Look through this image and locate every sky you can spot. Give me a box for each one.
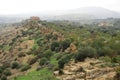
[0,0,120,15]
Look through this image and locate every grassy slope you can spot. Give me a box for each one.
[11,53,60,80]
[12,68,58,80]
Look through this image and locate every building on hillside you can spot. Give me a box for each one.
[30,16,40,21]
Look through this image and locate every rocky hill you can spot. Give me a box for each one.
[0,17,120,80]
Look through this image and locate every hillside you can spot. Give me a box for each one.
[0,17,120,80]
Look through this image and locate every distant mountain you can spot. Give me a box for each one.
[0,17,24,23]
[0,7,120,22]
[43,7,120,20]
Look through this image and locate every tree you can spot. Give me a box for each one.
[51,42,60,51]
[75,47,97,61]
[58,54,73,69]
[11,61,19,69]
[60,39,71,51]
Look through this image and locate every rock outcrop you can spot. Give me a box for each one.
[55,58,117,80]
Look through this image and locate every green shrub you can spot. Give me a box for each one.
[114,67,120,80]
[11,61,19,69]
[58,54,73,69]
[28,57,38,65]
[18,48,22,51]
[52,34,58,40]
[36,38,43,46]
[1,75,7,80]
[99,56,111,62]
[51,42,60,51]
[74,51,86,61]
[98,47,114,57]
[44,49,53,59]
[51,40,71,52]
[110,56,120,64]
[21,65,31,72]
[39,57,48,65]
[111,57,117,63]
[0,45,3,49]
[0,66,5,73]
[75,47,97,61]
[3,69,11,76]
[37,52,44,58]
[0,68,3,74]
[56,54,63,60]
[46,33,53,41]
[18,52,25,57]
[2,62,11,68]
[60,39,71,51]
[91,39,104,49]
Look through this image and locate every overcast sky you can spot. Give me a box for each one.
[0,0,120,15]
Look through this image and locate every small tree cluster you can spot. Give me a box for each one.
[58,54,73,69]
[75,47,97,61]
[51,39,71,52]
[11,61,19,69]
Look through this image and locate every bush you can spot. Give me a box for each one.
[46,33,53,41]
[99,56,111,62]
[0,45,3,49]
[91,39,104,49]
[2,62,11,68]
[111,57,117,63]
[27,57,38,65]
[36,38,43,46]
[37,52,44,58]
[51,42,60,51]
[75,47,97,61]
[21,65,31,72]
[58,54,73,69]
[0,68,3,74]
[0,66,5,73]
[98,47,113,57]
[39,57,48,65]
[74,51,86,61]
[1,75,7,80]
[18,52,25,57]
[11,61,19,69]
[44,49,53,59]
[60,39,71,51]
[3,69,11,76]
[111,56,120,63]
[114,67,120,80]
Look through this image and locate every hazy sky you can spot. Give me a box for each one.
[0,0,120,15]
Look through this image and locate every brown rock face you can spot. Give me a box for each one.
[65,43,77,53]
[55,59,117,80]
